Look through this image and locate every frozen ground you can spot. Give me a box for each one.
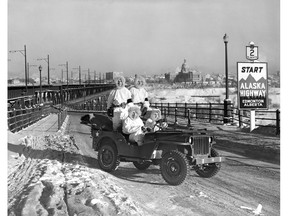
[8,124,147,216]
[146,85,280,109]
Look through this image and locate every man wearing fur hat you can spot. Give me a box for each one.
[129,76,150,115]
[122,105,146,146]
[107,76,133,131]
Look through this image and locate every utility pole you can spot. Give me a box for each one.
[39,65,42,104]
[24,45,27,91]
[27,62,30,82]
[88,68,90,84]
[79,66,81,85]
[66,61,69,87]
[9,45,28,92]
[47,55,50,85]
[61,69,63,84]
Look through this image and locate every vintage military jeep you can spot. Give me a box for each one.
[88,113,224,186]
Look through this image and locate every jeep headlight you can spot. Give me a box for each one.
[189,136,193,144]
[209,137,213,143]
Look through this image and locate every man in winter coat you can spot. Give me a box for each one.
[129,76,150,115]
[122,106,146,146]
[107,76,133,131]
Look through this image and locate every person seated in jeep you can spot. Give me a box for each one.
[107,76,133,131]
[145,109,168,132]
[122,105,147,146]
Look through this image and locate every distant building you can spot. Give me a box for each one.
[174,59,202,83]
[174,69,202,83]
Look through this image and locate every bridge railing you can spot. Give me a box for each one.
[7,92,280,135]
[152,102,280,135]
[7,102,53,133]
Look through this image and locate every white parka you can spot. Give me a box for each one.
[107,76,132,109]
[130,76,149,104]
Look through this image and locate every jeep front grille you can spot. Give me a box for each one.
[193,137,210,155]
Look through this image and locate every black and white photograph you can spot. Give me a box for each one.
[5,0,285,215]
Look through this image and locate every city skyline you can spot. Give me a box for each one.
[7,0,280,80]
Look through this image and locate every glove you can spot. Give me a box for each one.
[143,101,150,108]
[120,102,126,108]
[141,126,147,132]
[161,122,168,128]
[107,107,114,117]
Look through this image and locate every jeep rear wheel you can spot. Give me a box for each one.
[98,140,119,172]
[195,148,221,178]
[133,161,151,170]
[160,150,188,186]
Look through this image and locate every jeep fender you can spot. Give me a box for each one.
[157,142,192,156]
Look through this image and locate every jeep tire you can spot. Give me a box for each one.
[160,150,188,186]
[98,140,120,172]
[195,148,221,178]
[133,161,151,170]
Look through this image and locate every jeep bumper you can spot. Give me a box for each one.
[195,156,224,165]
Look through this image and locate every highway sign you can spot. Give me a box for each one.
[237,62,268,109]
[246,45,258,61]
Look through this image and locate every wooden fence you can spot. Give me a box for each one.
[7,103,53,133]
[150,102,280,135]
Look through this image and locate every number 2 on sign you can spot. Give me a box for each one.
[250,48,255,57]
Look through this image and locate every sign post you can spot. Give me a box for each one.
[237,42,268,132]
[246,41,258,131]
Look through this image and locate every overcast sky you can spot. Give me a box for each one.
[7,0,280,79]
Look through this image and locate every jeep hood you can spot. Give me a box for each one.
[144,129,209,144]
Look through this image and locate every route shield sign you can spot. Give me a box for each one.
[237,62,268,109]
[246,45,258,61]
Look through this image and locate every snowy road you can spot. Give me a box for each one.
[66,113,280,216]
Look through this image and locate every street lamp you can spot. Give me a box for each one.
[39,65,42,104]
[37,55,50,85]
[223,33,229,99]
[223,33,230,124]
[9,45,28,92]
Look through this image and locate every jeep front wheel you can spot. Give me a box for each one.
[160,150,188,186]
[98,141,119,172]
[195,148,221,178]
[133,161,151,170]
